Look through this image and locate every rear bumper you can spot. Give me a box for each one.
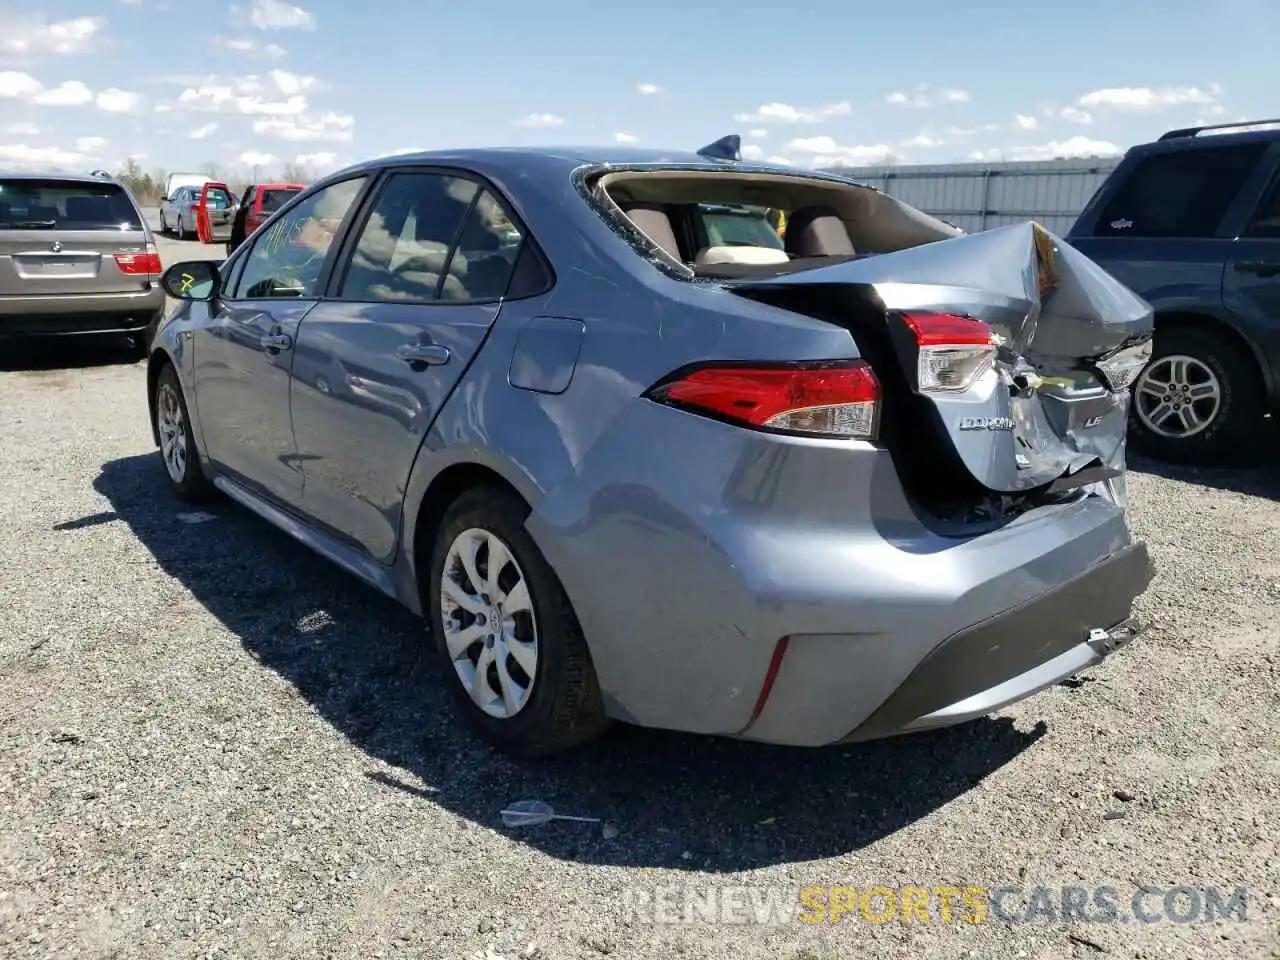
[836,540,1153,742]
[0,287,165,337]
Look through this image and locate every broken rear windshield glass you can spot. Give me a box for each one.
[0,179,143,230]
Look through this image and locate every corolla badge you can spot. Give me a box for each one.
[50,240,63,253]
[958,416,1016,432]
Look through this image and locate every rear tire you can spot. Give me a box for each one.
[426,486,610,757]
[1129,326,1266,466]
[152,362,214,502]
[158,210,168,236]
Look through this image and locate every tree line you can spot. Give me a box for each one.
[113,157,315,205]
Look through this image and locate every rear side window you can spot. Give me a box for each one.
[260,188,299,213]
[204,187,232,209]
[1246,167,1280,238]
[0,178,143,230]
[1093,144,1267,238]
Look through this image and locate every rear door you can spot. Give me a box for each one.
[1223,150,1280,384]
[0,176,157,298]
[288,168,525,562]
[191,175,370,509]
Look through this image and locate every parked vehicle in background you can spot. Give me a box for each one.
[160,185,204,239]
[192,182,236,244]
[0,170,163,357]
[148,138,1154,757]
[1068,118,1280,465]
[162,172,213,204]
[226,182,306,255]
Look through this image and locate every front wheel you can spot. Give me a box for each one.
[426,487,609,757]
[1129,326,1265,466]
[152,363,214,502]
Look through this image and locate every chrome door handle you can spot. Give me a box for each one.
[395,343,450,366]
[260,332,292,350]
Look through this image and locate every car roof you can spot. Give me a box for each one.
[255,182,306,189]
[0,170,124,183]
[323,145,856,186]
[1137,119,1280,153]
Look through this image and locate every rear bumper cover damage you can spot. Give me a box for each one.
[840,540,1154,743]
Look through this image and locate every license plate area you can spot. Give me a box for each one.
[14,254,100,279]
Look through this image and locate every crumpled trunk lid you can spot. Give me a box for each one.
[727,222,1154,501]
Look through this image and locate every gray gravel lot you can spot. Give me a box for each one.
[1,235,1278,959]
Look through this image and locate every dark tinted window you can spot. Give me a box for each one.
[0,178,144,231]
[1246,166,1280,238]
[442,188,523,301]
[234,176,366,299]
[339,172,478,302]
[1094,144,1267,238]
[260,188,300,213]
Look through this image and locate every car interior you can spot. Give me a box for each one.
[593,170,961,279]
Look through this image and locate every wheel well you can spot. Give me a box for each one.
[411,462,529,583]
[1154,310,1270,395]
[146,350,172,446]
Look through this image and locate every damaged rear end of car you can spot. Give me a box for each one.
[552,159,1156,746]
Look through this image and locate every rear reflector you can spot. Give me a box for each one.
[901,312,997,394]
[645,360,879,439]
[114,243,162,277]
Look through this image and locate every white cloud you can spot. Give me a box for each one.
[295,150,337,168]
[637,83,661,95]
[887,85,970,110]
[247,0,315,31]
[0,15,104,61]
[0,71,42,98]
[75,135,107,154]
[0,143,86,167]
[1059,106,1092,124]
[613,131,638,144]
[784,135,896,166]
[190,122,219,139]
[3,121,40,135]
[171,73,314,116]
[747,128,767,139]
[1006,136,1121,161]
[215,36,287,58]
[96,88,141,113]
[253,111,354,142]
[766,156,794,166]
[515,112,564,128]
[238,150,277,167]
[33,80,93,107]
[1013,114,1039,131]
[734,101,851,124]
[902,134,943,148]
[740,144,764,161]
[270,69,320,96]
[1077,83,1222,113]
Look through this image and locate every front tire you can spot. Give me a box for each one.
[152,362,214,502]
[427,487,609,757]
[1129,326,1266,466]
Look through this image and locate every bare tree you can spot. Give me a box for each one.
[279,161,312,184]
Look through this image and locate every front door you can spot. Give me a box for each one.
[1223,159,1280,380]
[192,175,369,508]
[290,170,526,562]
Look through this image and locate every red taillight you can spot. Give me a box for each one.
[114,243,161,276]
[900,311,997,393]
[645,360,879,439]
[190,203,200,214]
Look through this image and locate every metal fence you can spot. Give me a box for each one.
[830,157,1122,235]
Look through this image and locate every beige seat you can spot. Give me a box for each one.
[785,205,856,257]
[694,245,790,267]
[619,201,683,260]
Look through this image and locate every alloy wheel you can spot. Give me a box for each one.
[440,527,538,719]
[1134,354,1222,440]
[156,382,188,482]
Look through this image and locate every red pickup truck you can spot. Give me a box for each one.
[225,181,306,255]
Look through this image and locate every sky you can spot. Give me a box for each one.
[0,0,1276,179]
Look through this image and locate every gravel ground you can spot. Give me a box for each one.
[1,266,1277,958]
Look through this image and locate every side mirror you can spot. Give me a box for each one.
[161,260,220,301]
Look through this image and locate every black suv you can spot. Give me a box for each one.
[1068,119,1280,465]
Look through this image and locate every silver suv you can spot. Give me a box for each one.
[0,171,165,357]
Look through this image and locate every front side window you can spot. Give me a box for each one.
[1094,144,1267,238]
[1245,167,1280,238]
[234,176,366,299]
